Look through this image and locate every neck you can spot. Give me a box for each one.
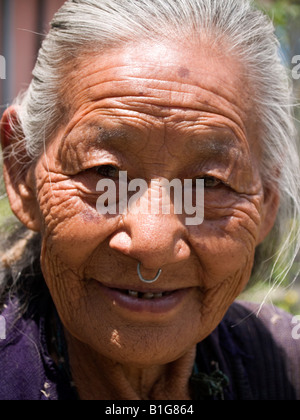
[65,332,196,400]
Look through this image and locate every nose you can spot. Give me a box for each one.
[109,212,190,270]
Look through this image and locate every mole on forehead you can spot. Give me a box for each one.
[177,66,191,78]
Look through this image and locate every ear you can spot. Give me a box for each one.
[1,106,41,232]
[257,184,280,245]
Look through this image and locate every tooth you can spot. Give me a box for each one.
[142,292,155,299]
[128,290,138,297]
[153,293,163,298]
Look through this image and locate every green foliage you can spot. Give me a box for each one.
[0,198,13,227]
[240,281,300,314]
[255,0,300,26]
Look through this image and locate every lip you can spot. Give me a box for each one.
[95,281,192,315]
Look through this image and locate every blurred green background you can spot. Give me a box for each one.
[0,0,299,313]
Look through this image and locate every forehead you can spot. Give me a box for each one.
[60,39,258,155]
[66,40,251,108]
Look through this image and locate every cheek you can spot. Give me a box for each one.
[193,227,256,285]
[37,178,122,269]
[190,200,261,287]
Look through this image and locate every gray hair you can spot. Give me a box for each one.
[3,0,300,294]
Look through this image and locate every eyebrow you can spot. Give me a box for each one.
[95,126,130,144]
[187,135,240,159]
[95,126,237,146]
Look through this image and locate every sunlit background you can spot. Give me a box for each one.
[0,0,299,313]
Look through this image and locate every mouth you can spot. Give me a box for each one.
[114,288,174,300]
[94,281,191,315]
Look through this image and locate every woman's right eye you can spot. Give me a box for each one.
[95,165,119,178]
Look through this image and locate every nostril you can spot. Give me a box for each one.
[175,239,191,261]
[109,230,132,255]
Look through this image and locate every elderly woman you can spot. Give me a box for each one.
[0,0,300,401]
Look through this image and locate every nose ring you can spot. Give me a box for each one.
[137,262,162,284]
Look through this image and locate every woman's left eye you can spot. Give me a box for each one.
[95,165,119,178]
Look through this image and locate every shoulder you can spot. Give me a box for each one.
[0,300,47,400]
[225,300,300,356]
[0,298,76,400]
[223,301,300,399]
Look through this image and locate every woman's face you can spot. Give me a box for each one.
[12,41,277,366]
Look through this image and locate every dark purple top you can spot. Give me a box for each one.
[0,294,299,400]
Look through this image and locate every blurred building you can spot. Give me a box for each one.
[0,0,64,115]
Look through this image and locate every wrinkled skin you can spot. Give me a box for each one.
[1,40,279,399]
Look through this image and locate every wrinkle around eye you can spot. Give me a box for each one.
[70,164,121,191]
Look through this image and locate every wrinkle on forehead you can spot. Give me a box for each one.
[54,40,261,176]
[64,39,253,112]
